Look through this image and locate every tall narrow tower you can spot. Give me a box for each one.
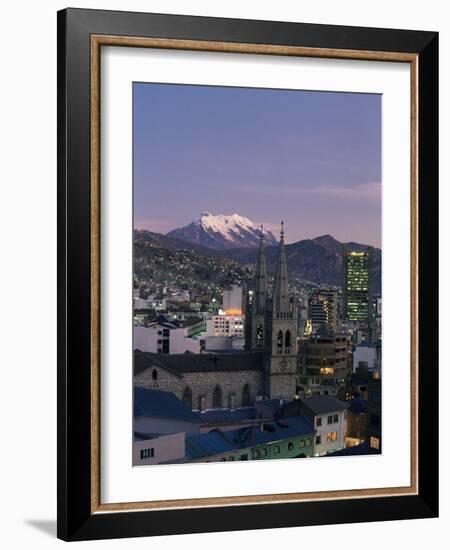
[268,222,298,399]
[248,226,267,349]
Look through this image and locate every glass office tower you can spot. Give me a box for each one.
[342,247,374,323]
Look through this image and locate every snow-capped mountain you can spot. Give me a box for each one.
[166,212,278,250]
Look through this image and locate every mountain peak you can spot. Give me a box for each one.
[313,234,339,244]
[167,213,277,250]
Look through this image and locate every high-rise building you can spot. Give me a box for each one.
[342,247,374,323]
[309,288,338,333]
[298,334,351,395]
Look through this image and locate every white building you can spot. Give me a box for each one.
[133,387,201,465]
[222,284,243,313]
[376,297,382,317]
[206,312,245,338]
[299,396,349,456]
[134,315,204,354]
[353,343,382,377]
[147,296,167,311]
[134,297,149,310]
[134,432,186,466]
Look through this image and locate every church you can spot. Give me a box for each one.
[134,223,299,410]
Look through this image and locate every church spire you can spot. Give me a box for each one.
[254,225,267,314]
[273,221,290,314]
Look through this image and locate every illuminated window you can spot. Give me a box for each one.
[326,432,338,442]
[370,436,380,450]
[320,367,334,375]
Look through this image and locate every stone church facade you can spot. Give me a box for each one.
[134,224,299,411]
[134,350,265,411]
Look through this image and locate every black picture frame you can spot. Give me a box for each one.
[57,7,438,541]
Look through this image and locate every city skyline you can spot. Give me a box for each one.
[134,82,382,247]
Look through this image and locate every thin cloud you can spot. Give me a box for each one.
[308,181,381,202]
[235,181,381,203]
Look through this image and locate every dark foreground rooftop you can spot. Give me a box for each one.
[134,387,200,423]
[186,416,314,460]
[327,440,381,456]
[300,395,350,415]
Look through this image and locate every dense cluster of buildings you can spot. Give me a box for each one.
[133,225,382,465]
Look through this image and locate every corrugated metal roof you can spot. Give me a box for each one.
[186,429,236,458]
[186,416,314,459]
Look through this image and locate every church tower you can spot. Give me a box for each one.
[248,226,267,350]
[268,222,298,399]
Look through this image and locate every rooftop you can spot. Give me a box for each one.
[327,441,381,456]
[134,349,265,376]
[186,415,314,460]
[134,387,201,423]
[300,395,350,415]
[348,398,368,414]
[198,407,257,424]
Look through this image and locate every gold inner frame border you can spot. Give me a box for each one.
[90,35,419,514]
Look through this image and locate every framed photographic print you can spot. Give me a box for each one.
[57,8,439,541]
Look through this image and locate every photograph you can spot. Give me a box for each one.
[132,82,382,466]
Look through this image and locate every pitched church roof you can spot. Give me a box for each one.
[134,350,265,376]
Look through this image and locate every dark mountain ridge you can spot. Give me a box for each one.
[134,230,381,291]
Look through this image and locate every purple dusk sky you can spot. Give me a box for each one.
[133,83,381,247]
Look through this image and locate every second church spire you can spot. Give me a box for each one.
[272,221,290,315]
